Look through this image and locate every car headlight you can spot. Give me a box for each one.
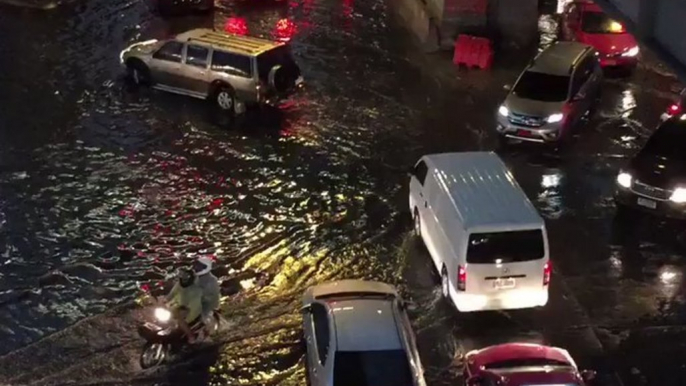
[622,46,639,57]
[498,105,509,117]
[670,188,686,203]
[546,113,564,123]
[616,172,632,188]
[154,307,172,323]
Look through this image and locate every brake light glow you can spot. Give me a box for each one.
[669,104,681,115]
[609,21,625,33]
[225,17,248,36]
[457,265,466,291]
[274,18,297,42]
[543,261,551,285]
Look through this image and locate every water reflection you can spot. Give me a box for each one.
[620,89,637,118]
[537,170,564,219]
[658,265,680,298]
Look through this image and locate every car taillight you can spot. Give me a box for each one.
[668,104,681,115]
[457,265,466,291]
[543,261,551,286]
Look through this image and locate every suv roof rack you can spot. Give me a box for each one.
[186,30,281,55]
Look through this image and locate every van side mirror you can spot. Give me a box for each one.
[300,304,312,314]
[581,370,596,382]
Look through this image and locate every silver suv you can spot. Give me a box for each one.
[496,41,602,145]
[120,29,304,114]
[301,280,427,386]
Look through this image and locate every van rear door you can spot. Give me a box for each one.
[464,229,547,294]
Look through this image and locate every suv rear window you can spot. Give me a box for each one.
[333,350,413,386]
[581,12,625,34]
[467,230,545,264]
[257,45,297,81]
[513,71,570,102]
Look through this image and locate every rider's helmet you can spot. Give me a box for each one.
[193,256,213,276]
[178,267,196,288]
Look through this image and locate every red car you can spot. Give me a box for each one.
[463,343,596,386]
[561,1,639,69]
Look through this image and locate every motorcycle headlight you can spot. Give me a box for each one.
[670,188,686,203]
[498,105,509,117]
[546,113,564,123]
[616,172,632,188]
[622,46,640,57]
[154,307,172,323]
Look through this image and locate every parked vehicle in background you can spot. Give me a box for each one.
[463,343,596,386]
[120,29,304,115]
[301,280,427,386]
[496,41,602,146]
[660,88,686,122]
[615,116,686,219]
[561,1,639,70]
[154,0,214,16]
[408,152,550,313]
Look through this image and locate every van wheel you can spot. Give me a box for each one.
[441,267,450,299]
[413,209,421,237]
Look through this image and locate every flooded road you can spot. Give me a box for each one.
[1,0,686,385]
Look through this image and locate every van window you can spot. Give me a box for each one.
[413,161,429,185]
[467,230,544,264]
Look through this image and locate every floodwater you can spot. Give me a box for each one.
[0,0,685,385]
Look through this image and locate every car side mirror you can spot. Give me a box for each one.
[300,305,312,314]
[581,370,596,382]
[466,376,484,386]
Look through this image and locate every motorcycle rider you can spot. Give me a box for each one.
[165,267,203,343]
[193,257,221,335]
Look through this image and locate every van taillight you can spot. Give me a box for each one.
[543,261,551,286]
[457,265,466,291]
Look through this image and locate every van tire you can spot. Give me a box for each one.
[413,209,421,237]
[441,267,450,299]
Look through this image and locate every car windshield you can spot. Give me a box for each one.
[257,45,297,81]
[485,358,571,370]
[467,230,545,264]
[513,71,570,102]
[642,121,686,159]
[333,350,414,386]
[581,12,625,34]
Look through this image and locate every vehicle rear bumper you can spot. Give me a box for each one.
[449,286,549,312]
[599,56,637,68]
[615,188,686,219]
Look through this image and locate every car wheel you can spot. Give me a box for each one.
[214,86,236,113]
[441,267,450,299]
[127,60,150,86]
[140,342,166,369]
[413,209,421,237]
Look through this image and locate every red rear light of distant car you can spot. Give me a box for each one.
[543,261,551,286]
[457,265,466,291]
[669,104,681,115]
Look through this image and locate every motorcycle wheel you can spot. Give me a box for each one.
[140,342,167,369]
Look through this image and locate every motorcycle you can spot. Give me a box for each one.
[138,303,221,369]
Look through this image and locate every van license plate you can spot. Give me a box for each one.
[637,197,657,209]
[493,278,516,289]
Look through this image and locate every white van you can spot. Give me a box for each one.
[408,152,550,312]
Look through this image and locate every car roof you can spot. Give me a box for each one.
[421,152,544,231]
[469,343,573,369]
[330,298,403,352]
[528,41,592,76]
[174,28,283,56]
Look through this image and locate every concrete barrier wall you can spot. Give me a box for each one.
[654,1,686,65]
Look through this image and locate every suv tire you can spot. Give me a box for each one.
[269,64,299,94]
[127,60,150,86]
[213,85,236,114]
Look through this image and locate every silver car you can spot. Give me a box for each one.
[496,41,602,145]
[120,28,304,114]
[301,280,427,386]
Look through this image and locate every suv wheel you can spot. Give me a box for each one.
[214,86,236,113]
[127,61,150,86]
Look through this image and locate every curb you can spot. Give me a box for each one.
[0,0,59,10]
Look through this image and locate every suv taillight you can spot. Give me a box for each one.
[543,261,551,286]
[457,265,466,291]
[668,104,681,116]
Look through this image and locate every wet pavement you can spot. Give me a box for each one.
[1,0,686,385]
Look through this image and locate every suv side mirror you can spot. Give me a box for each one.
[300,304,312,314]
[581,370,596,382]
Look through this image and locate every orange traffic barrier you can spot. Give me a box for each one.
[452,34,493,70]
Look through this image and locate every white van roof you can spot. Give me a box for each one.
[423,152,543,231]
